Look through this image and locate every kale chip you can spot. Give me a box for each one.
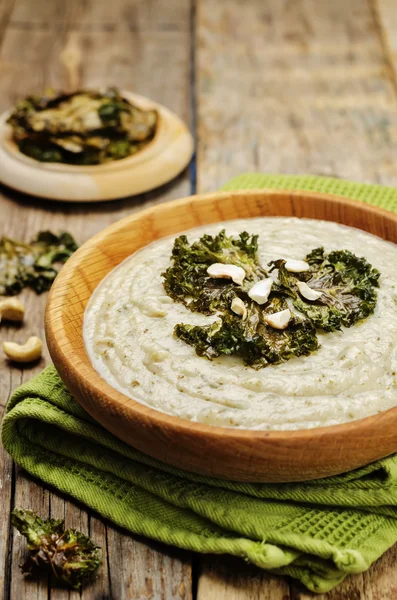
[0,230,78,295]
[163,230,267,315]
[12,509,101,589]
[176,297,318,370]
[274,248,380,331]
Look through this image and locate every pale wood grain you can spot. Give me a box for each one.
[196,0,397,193]
[0,0,14,45]
[372,0,397,98]
[0,0,194,599]
[6,294,51,600]
[197,556,290,600]
[0,0,192,115]
[0,369,18,600]
[105,529,193,600]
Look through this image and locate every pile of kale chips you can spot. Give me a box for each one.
[7,88,158,165]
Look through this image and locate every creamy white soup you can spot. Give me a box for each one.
[84,217,397,431]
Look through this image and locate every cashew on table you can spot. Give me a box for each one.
[3,336,43,363]
[0,298,25,323]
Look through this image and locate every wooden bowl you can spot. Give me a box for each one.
[0,92,193,202]
[46,189,397,482]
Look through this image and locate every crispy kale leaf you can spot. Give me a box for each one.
[176,297,318,369]
[163,230,267,315]
[7,88,158,165]
[164,233,380,368]
[274,248,380,331]
[0,230,78,295]
[11,509,101,590]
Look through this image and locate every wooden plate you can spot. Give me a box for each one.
[45,189,397,482]
[0,92,193,202]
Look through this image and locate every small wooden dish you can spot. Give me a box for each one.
[46,189,397,482]
[0,92,193,202]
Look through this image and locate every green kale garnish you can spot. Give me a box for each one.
[275,248,380,331]
[11,508,101,590]
[163,232,380,368]
[176,297,318,369]
[0,231,78,295]
[163,230,267,315]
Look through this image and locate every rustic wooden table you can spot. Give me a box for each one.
[2,0,397,598]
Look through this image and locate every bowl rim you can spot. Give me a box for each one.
[45,188,397,447]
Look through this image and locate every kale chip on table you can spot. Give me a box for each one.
[12,508,101,589]
[0,230,78,295]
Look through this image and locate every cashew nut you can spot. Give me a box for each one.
[284,259,310,273]
[3,336,43,363]
[0,298,25,323]
[207,263,246,285]
[264,309,291,330]
[297,281,323,301]
[231,297,247,319]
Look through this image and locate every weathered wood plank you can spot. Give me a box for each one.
[0,371,17,600]
[0,0,15,44]
[372,0,397,98]
[0,9,21,600]
[9,470,51,600]
[196,0,397,193]
[0,2,192,115]
[197,557,290,600]
[0,0,193,598]
[106,529,193,600]
[6,295,51,600]
[9,0,190,32]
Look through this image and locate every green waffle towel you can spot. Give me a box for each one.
[4,174,397,594]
